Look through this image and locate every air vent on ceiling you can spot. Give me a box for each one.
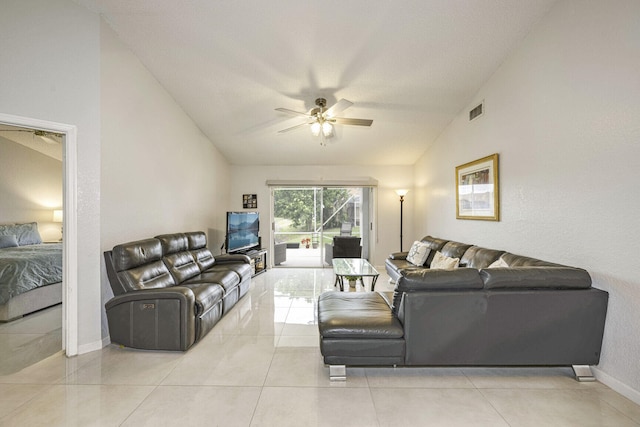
[469,101,484,121]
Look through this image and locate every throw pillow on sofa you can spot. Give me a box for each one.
[406,241,430,266]
[488,256,509,268]
[430,251,459,270]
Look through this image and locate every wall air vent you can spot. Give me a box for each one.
[469,101,484,121]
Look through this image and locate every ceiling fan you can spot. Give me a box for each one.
[275,98,373,145]
[0,128,62,144]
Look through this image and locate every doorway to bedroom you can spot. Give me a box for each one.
[0,118,72,373]
[0,113,78,372]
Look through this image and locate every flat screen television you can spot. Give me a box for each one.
[226,211,260,253]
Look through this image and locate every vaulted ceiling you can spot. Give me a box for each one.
[83,0,557,165]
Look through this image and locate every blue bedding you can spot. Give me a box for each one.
[0,243,62,305]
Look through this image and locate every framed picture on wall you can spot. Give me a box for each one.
[455,153,500,221]
[243,194,257,209]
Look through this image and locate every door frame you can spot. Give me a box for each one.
[269,184,376,268]
[0,113,78,356]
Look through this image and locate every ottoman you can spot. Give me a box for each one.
[317,292,405,380]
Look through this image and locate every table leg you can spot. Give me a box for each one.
[371,275,379,291]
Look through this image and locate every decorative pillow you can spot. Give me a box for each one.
[406,241,430,266]
[0,235,19,249]
[430,251,460,270]
[488,256,510,268]
[0,222,43,246]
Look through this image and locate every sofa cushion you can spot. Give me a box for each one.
[438,241,472,262]
[117,260,176,291]
[112,238,164,271]
[392,268,484,314]
[479,267,592,290]
[163,251,201,283]
[430,251,460,270]
[181,283,224,315]
[419,236,449,266]
[185,231,208,250]
[406,241,430,266]
[488,256,509,268]
[208,263,252,283]
[501,253,562,267]
[318,292,404,339]
[187,270,240,292]
[155,233,188,255]
[191,248,216,271]
[461,246,505,269]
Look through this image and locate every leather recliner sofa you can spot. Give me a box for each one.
[104,231,251,351]
[318,236,609,381]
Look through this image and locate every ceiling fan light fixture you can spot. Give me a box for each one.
[322,122,333,137]
[310,122,321,136]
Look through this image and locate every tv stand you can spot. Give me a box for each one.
[242,248,267,277]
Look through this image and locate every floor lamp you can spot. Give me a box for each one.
[395,189,409,252]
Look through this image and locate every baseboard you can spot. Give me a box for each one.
[593,367,640,405]
[77,337,109,355]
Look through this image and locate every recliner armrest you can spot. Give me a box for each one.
[105,286,197,351]
[215,253,251,264]
[389,251,408,260]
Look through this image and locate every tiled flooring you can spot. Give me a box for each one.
[0,304,62,376]
[1,268,639,426]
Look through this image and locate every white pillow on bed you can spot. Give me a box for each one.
[0,222,42,246]
[0,234,19,249]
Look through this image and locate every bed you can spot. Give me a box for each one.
[0,222,62,321]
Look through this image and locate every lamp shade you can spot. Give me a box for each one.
[53,209,63,223]
[395,189,409,197]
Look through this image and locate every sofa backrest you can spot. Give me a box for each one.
[501,252,563,267]
[438,241,473,264]
[156,233,202,283]
[185,231,207,250]
[479,266,592,290]
[156,233,189,255]
[419,236,448,266]
[460,246,505,269]
[108,238,176,294]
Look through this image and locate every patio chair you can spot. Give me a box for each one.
[340,222,353,236]
[325,236,362,265]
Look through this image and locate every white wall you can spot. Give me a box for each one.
[100,22,232,337]
[414,0,640,401]
[0,138,63,242]
[0,0,102,350]
[230,165,414,268]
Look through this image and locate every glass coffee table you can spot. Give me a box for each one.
[332,258,380,291]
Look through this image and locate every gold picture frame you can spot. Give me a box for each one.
[456,153,500,221]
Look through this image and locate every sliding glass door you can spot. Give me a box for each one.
[272,186,372,267]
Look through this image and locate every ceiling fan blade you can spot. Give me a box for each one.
[277,121,313,134]
[324,99,353,117]
[331,117,373,127]
[275,107,310,118]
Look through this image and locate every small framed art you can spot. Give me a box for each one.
[243,194,257,209]
[455,153,499,221]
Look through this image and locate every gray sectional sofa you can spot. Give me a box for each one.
[104,231,251,351]
[318,236,609,381]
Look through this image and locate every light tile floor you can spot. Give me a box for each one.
[0,268,639,426]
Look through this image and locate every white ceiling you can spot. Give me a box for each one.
[85,0,558,166]
[0,124,63,161]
